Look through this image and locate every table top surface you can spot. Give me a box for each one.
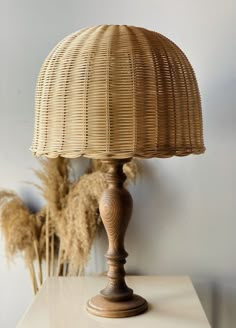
[17,275,211,328]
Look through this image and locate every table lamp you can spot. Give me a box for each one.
[31,25,205,318]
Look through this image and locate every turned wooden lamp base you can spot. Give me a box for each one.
[87,294,148,318]
[86,158,148,318]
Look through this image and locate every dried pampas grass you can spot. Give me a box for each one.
[33,158,70,217]
[0,158,140,293]
[57,171,107,275]
[0,190,36,263]
[0,190,39,293]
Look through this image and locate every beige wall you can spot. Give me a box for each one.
[0,1,235,327]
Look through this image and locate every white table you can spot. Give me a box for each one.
[17,276,211,328]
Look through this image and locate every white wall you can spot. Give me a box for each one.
[1,0,235,327]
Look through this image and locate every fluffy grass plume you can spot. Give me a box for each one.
[56,171,107,275]
[33,158,70,217]
[0,190,36,264]
[0,158,140,281]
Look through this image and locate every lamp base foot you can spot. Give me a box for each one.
[87,294,148,318]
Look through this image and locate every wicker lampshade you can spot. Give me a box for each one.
[31,25,205,159]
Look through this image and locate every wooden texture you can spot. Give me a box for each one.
[99,159,133,301]
[87,159,147,317]
[17,276,211,328]
[31,25,205,159]
[87,294,147,318]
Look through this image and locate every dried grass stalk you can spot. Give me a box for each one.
[46,207,50,276]
[0,190,36,264]
[28,262,38,295]
[33,158,70,217]
[33,240,42,286]
[0,157,140,292]
[50,232,54,276]
[56,241,62,276]
[0,190,40,293]
[54,171,107,275]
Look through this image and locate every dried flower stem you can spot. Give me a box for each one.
[63,263,69,276]
[28,262,38,295]
[46,208,50,277]
[33,240,42,286]
[0,158,140,292]
[50,233,54,276]
[56,243,63,276]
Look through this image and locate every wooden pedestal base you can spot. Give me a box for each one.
[87,294,148,318]
[87,159,148,318]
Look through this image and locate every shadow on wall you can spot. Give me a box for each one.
[195,277,236,328]
[126,160,236,328]
[127,158,183,274]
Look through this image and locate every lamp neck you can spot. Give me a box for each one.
[102,158,131,188]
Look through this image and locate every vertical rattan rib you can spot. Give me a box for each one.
[31,25,205,159]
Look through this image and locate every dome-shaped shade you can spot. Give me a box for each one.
[31,25,205,159]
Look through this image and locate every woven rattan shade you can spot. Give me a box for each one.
[31,25,205,159]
